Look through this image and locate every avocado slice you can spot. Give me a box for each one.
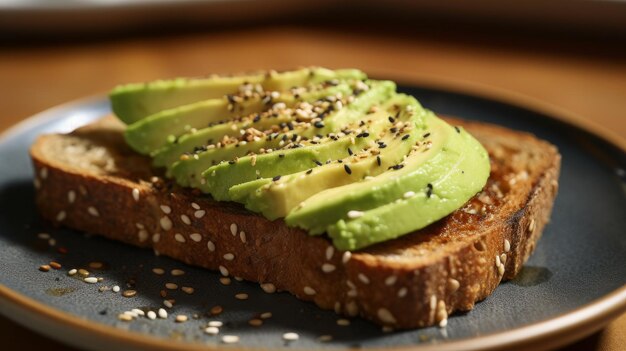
[168,80,395,191]
[111,67,366,124]
[285,114,490,250]
[199,83,402,200]
[150,82,358,167]
[228,98,426,220]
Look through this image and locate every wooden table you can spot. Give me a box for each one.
[0,22,624,350]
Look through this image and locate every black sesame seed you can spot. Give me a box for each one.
[348,148,353,156]
[291,134,298,142]
[253,114,261,123]
[306,169,313,175]
[314,121,325,128]
[389,164,404,170]
[376,156,381,166]
[279,154,285,158]
[402,134,410,140]
[390,127,398,133]
[272,175,281,181]
[388,116,395,123]
[228,160,236,165]
[454,126,461,133]
[337,160,343,163]
[423,132,431,138]
[426,183,433,198]
[314,160,323,166]
[226,95,236,104]
[344,164,352,175]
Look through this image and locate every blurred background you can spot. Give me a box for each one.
[0,0,624,349]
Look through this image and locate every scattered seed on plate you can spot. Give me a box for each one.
[318,335,333,342]
[163,300,173,308]
[84,277,98,284]
[118,313,133,322]
[182,286,195,294]
[175,315,188,323]
[152,267,165,275]
[210,305,223,315]
[165,283,178,290]
[158,308,168,319]
[248,319,263,327]
[147,311,157,320]
[49,261,61,270]
[221,335,239,344]
[122,289,137,297]
[78,269,90,277]
[260,312,272,319]
[68,269,77,276]
[39,265,50,272]
[204,326,220,335]
[37,233,50,240]
[131,309,145,316]
[208,321,223,327]
[220,277,231,285]
[337,318,351,326]
[283,332,299,341]
[112,285,120,293]
[235,293,248,300]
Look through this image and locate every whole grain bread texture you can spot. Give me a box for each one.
[30,116,560,328]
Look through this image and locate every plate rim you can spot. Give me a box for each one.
[0,87,625,351]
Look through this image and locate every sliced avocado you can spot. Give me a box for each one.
[150,82,357,167]
[285,114,490,250]
[228,98,425,220]
[200,84,402,200]
[111,67,366,124]
[168,80,395,192]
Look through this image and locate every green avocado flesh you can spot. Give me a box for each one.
[112,67,490,250]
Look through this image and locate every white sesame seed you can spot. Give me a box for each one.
[147,311,156,320]
[160,205,171,214]
[498,263,505,276]
[67,269,77,276]
[403,191,416,199]
[229,223,237,236]
[188,233,202,242]
[325,246,334,260]
[219,265,229,276]
[500,253,507,264]
[322,263,336,273]
[112,285,120,293]
[342,251,352,264]
[235,293,248,300]
[158,308,168,319]
[138,230,149,242]
[318,335,333,342]
[40,167,48,179]
[439,318,448,328]
[165,283,178,290]
[397,287,408,297]
[223,253,235,261]
[204,326,220,335]
[495,255,501,267]
[152,233,160,243]
[261,283,276,293]
[528,218,536,233]
[152,267,165,275]
[48,238,56,246]
[430,295,437,310]
[239,231,247,243]
[118,313,133,322]
[163,300,173,308]
[377,308,397,324]
[87,206,99,217]
[504,239,511,252]
[193,210,206,219]
[56,211,66,222]
[337,319,350,326]
[171,269,185,276]
[283,332,299,341]
[182,286,195,294]
[207,240,216,252]
[208,321,223,327]
[303,286,316,295]
[132,188,140,202]
[84,277,98,284]
[448,278,460,292]
[385,275,397,286]
[191,202,200,210]
[180,214,191,225]
[347,210,364,219]
[260,312,272,319]
[67,190,76,203]
[160,216,172,231]
[174,233,186,243]
[358,273,370,284]
[221,335,239,344]
[132,308,145,316]
[175,315,188,323]
[37,232,50,240]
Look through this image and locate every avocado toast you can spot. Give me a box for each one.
[29,68,560,328]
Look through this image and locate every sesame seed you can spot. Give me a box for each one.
[223,253,235,261]
[346,301,359,316]
[528,218,536,233]
[303,286,316,295]
[118,313,133,322]
[221,335,239,344]
[500,253,507,264]
[160,216,172,231]
[67,190,76,204]
[84,277,98,284]
[33,178,41,189]
[132,188,140,201]
[344,164,352,175]
[337,319,350,326]
[377,308,397,324]
[260,312,272,319]
[194,210,206,218]
[239,231,247,243]
[358,273,370,284]
[220,277,231,285]
[498,263,505,276]
[347,210,364,219]
[495,255,501,267]
[40,167,48,179]
[385,275,397,286]
[439,318,448,328]
[39,265,50,272]
[181,214,191,225]
[158,308,168,319]
[56,211,66,222]
[219,266,229,276]
[78,269,90,277]
[37,232,50,240]
[210,306,223,315]
[325,246,334,260]
[342,251,352,264]
[261,283,276,293]
[160,205,171,214]
[87,207,99,217]
[322,263,336,273]
[175,315,188,323]
[147,311,156,320]
[208,321,223,327]
[230,223,237,236]
[163,300,173,308]
[318,335,333,342]
[189,233,202,242]
[171,269,185,276]
[152,267,165,275]
[204,326,220,335]
[174,234,186,243]
[131,308,144,316]
[165,283,178,290]
[122,290,137,297]
[448,278,460,292]
[138,230,148,242]
[283,332,299,341]
[68,269,77,276]
[152,234,160,243]
[207,241,216,252]
[89,261,103,269]
[397,287,408,297]
[49,261,61,270]
[182,286,195,294]
[504,239,511,252]
[249,319,263,327]
[191,202,200,210]
[112,285,120,293]
[235,293,248,300]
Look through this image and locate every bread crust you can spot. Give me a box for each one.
[29,116,560,328]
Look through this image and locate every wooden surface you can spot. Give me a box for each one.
[0,22,624,350]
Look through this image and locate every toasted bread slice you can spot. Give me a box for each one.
[30,116,560,328]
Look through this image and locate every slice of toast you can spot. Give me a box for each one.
[29,115,560,328]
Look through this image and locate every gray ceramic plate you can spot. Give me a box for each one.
[0,85,625,351]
